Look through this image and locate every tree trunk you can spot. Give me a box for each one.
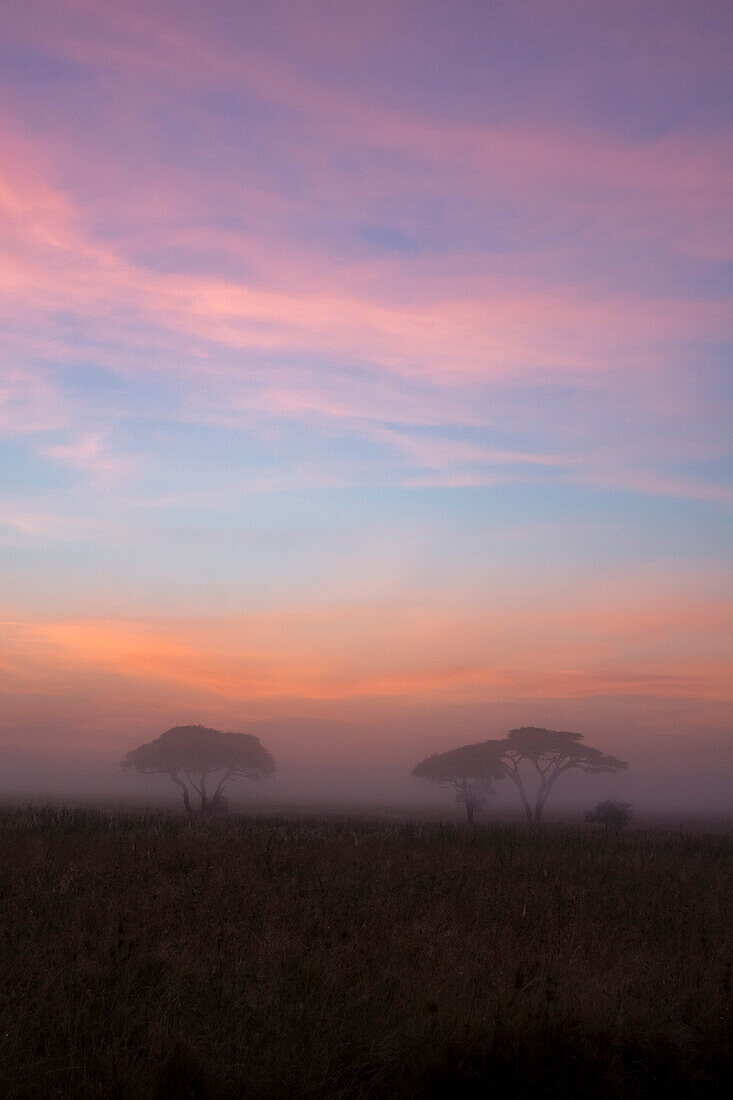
[534,787,553,825]
[534,762,575,826]
[465,801,475,825]
[170,775,193,817]
[505,769,534,823]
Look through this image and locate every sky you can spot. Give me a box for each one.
[1,1,731,809]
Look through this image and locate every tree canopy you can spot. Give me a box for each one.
[122,725,275,814]
[412,739,506,823]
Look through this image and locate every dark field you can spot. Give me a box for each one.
[1,808,731,1098]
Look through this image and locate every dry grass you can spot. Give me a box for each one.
[1,806,731,1097]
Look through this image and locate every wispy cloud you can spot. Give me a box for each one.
[0,506,114,542]
[0,0,730,765]
[0,366,70,436]
[1,121,729,507]
[3,583,730,709]
[43,432,136,479]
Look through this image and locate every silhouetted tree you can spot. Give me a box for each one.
[499,727,628,826]
[586,799,632,832]
[122,725,275,815]
[412,740,506,824]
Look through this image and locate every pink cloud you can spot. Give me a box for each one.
[0,366,70,435]
[44,432,136,479]
[1,129,727,394]
[2,581,730,718]
[0,8,729,512]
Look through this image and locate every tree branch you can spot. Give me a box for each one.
[186,769,202,797]
[210,770,233,809]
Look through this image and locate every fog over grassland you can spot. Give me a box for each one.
[3,713,731,823]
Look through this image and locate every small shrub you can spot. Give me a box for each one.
[585,799,633,831]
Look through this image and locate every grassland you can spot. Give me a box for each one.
[0,806,730,1098]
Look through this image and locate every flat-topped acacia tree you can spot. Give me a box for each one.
[413,728,628,825]
[412,739,507,824]
[122,725,275,815]
[499,727,628,825]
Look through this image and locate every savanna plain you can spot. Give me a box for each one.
[1,806,731,1099]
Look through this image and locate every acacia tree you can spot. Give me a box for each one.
[122,725,275,815]
[412,740,506,824]
[499,727,628,826]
